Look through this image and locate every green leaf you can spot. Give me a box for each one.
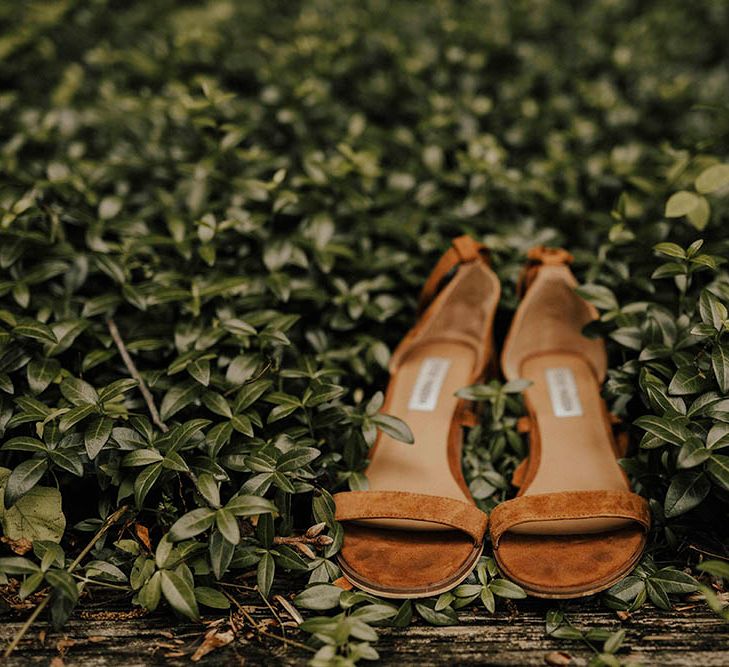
[201,390,232,418]
[277,447,320,471]
[234,379,273,412]
[488,578,527,599]
[2,437,47,453]
[215,508,240,545]
[415,602,458,626]
[575,284,618,311]
[209,530,235,580]
[664,471,711,518]
[707,423,729,450]
[134,462,163,509]
[646,579,671,610]
[195,586,230,609]
[634,416,692,446]
[168,508,216,541]
[4,458,48,506]
[84,416,113,460]
[45,569,79,602]
[187,358,210,386]
[687,196,710,230]
[49,450,83,476]
[225,355,259,385]
[653,242,686,259]
[650,568,699,594]
[58,404,97,432]
[352,603,398,622]
[391,600,413,627]
[138,571,162,611]
[697,560,729,579]
[13,321,58,344]
[668,367,711,396]
[122,449,164,467]
[225,494,278,517]
[160,569,200,620]
[27,358,60,394]
[0,467,65,542]
[372,413,414,444]
[707,454,729,491]
[60,377,99,406]
[98,378,138,402]
[695,163,729,194]
[699,290,727,330]
[0,556,41,575]
[677,438,710,469]
[603,629,626,654]
[712,345,729,394]
[257,552,275,597]
[665,190,700,217]
[160,380,201,421]
[295,584,342,610]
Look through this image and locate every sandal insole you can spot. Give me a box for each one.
[514,352,630,535]
[363,341,475,531]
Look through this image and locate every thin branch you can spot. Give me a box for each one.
[223,591,314,653]
[107,317,168,433]
[4,506,128,658]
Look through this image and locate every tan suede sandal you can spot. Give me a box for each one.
[490,247,650,598]
[333,236,500,598]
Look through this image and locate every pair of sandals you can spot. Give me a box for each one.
[334,236,650,599]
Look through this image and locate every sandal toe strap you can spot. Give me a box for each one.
[334,491,488,543]
[490,490,650,547]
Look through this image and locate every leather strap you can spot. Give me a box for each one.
[334,490,488,544]
[417,235,489,314]
[490,490,650,546]
[516,246,574,297]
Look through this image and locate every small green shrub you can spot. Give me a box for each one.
[0,0,727,663]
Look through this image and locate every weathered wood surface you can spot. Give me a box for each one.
[1,593,727,666]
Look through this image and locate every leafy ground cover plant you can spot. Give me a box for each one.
[0,0,728,664]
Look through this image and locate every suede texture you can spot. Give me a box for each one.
[495,526,646,598]
[493,247,650,598]
[334,491,488,543]
[334,235,497,598]
[337,524,482,597]
[490,490,650,546]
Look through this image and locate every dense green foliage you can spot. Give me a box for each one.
[0,0,728,664]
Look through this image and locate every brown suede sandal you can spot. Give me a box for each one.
[491,247,650,599]
[334,236,500,598]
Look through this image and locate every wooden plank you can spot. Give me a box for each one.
[1,594,727,665]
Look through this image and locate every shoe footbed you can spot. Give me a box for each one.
[496,319,647,596]
[338,262,500,596]
[495,525,646,597]
[338,524,482,598]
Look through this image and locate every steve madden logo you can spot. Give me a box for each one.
[408,357,451,412]
[545,367,583,417]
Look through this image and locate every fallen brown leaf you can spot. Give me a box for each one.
[545,650,572,666]
[135,523,152,551]
[56,637,76,655]
[0,535,32,555]
[333,576,353,591]
[191,628,235,662]
[274,594,303,625]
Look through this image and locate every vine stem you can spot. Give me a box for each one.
[107,317,168,433]
[3,505,129,659]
